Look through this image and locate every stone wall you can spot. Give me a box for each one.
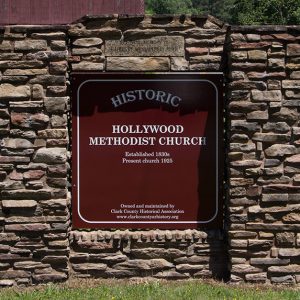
[0,25,70,286]
[68,15,228,281]
[0,15,299,286]
[227,25,300,284]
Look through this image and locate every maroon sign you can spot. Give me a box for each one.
[72,73,223,229]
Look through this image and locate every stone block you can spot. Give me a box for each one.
[250,258,289,266]
[38,129,67,139]
[72,263,107,272]
[246,223,300,231]
[0,40,13,51]
[230,160,262,168]
[32,84,45,100]
[231,264,262,274]
[0,280,14,287]
[282,80,300,89]
[29,75,66,85]
[262,194,288,203]
[4,69,48,76]
[50,40,66,50]
[0,61,44,69]
[190,55,221,63]
[252,133,289,143]
[2,200,37,209]
[47,86,67,97]
[0,270,30,279]
[174,256,209,264]
[23,170,45,180]
[248,239,273,250]
[251,90,281,102]
[246,110,268,120]
[40,199,67,209]
[14,261,50,270]
[131,248,184,259]
[115,259,173,271]
[31,32,66,39]
[72,62,104,71]
[268,58,284,69]
[231,51,247,61]
[272,107,298,123]
[176,264,204,272]
[73,38,103,47]
[230,178,254,187]
[11,112,49,129]
[50,115,67,128]
[154,270,189,279]
[5,223,50,232]
[271,275,295,284]
[72,47,102,55]
[1,189,51,200]
[170,57,189,71]
[44,97,68,113]
[107,57,170,71]
[0,233,19,242]
[32,272,67,283]
[123,29,167,40]
[265,144,297,157]
[230,239,248,248]
[1,138,33,149]
[0,84,30,100]
[245,272,267,283]
[229,101,266,112]
[15,40,47,51]
[248,50,267,60]
[186,47,209,55]
[286,154,300,164]
[283,213,300,223]
[50,62,68,74]
[106,36,184,57]
[89,253,127,264]
[230,143,255,152]
[287,44,300,56]
[42,256,68,264]
[286,90,300,99]
[26,50,67,61]
[10,101,43,111]
[278,248,300,258]
[290,71,300,79]
[263,122,289,133]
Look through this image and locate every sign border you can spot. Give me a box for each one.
[75,76,222,225]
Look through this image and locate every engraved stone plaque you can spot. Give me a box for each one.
[105,36,185,57]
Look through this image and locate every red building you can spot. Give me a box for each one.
[0,0,144,25]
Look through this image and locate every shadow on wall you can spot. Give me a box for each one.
[69,230,229,280]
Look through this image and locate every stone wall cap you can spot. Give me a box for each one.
[1,25,69,31]
[73,14,119,23]
[231,25,300,33]
[72,14,224,28]
[70,230,225,243]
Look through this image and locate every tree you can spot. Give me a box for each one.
[231,0,300,25]
[145,0,239,23]
[145,0,201,14]
[145,0,300,25]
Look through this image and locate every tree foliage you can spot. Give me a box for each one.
[232,0,300,25]
[145,0,300,24]
[145,0,199,14]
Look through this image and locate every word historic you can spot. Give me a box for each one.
[89,124,207,146]
[111,89,182,108]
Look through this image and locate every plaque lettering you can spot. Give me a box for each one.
[105,37,185,57]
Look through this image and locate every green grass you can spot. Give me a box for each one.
[0,279,299,300]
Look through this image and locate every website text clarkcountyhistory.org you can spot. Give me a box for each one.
[111,203,185,220]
